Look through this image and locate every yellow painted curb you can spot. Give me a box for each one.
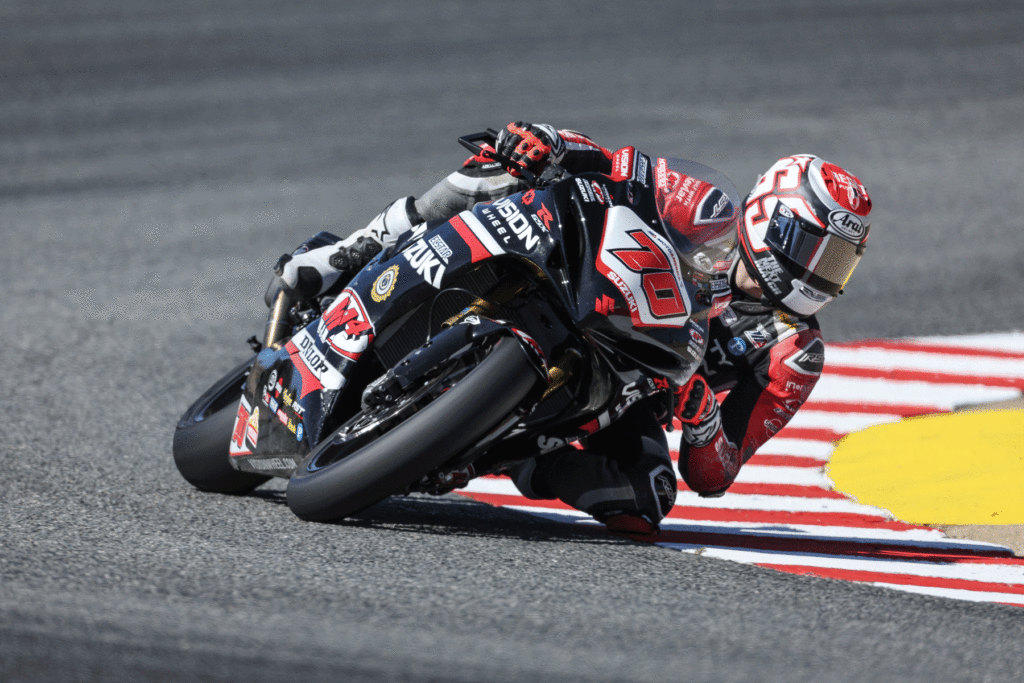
[827,410,1024,525]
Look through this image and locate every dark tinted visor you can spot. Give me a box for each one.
[763,202,862,297]
[764,203,827,269]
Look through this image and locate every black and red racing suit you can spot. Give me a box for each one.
[683,296,825,494]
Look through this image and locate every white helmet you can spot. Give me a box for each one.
[738,155,871,317]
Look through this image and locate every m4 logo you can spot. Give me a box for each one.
[318,289,374,360]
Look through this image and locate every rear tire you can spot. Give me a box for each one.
[287,337,538,522]
[173,357,271,494]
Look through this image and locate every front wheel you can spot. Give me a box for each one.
[173,357,271,494]
[286,337,538,522]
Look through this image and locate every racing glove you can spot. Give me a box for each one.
[675,374,740,497]
[495,122,565,176]
[264,197,421,306]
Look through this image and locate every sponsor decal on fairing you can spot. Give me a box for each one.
[611,147,636,181]
[371,265,399,302]
[249,457,296,472]
[245,406,260,448]
[536,435,567,453]
[536,204,554,230]
[450,212,505,263]
[575,177,597,202]
[596,207,691,328]
[231,399,251,452]
[612,380,644,415]
[286,329,346,399]
[317,289,374,360]
[402,237,446,288]
[487,197,542,251]
[428,234,453,263]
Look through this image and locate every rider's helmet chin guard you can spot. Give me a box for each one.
[738,154,871,318]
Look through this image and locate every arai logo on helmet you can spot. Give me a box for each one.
[828,210,866,242]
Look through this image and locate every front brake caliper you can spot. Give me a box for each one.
[360,370,403,409]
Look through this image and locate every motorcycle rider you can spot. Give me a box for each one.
[267,122,872,534]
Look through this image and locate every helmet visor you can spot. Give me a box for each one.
[765,203,863,297]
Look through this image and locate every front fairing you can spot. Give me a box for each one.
[536,171,711,385]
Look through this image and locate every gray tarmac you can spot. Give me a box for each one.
[2,1,1024,681]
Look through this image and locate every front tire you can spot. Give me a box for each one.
[173,357,271,494]
[286,337,538,522]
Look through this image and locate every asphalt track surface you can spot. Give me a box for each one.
[2,1,1023,681]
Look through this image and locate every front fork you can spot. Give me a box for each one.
[263,291,294,351]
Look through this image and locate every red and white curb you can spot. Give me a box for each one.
[457,332,1024,607]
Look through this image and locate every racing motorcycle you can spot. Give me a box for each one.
[172,131,737,523]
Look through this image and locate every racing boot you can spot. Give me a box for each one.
[265,197,422,305]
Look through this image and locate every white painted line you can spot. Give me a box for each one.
[671,432,838,456]
[672,491,890,515]
[911,332,1024,353]
[809,375,1020,409]
[732,465,831,487]
[870,581,1024,606]
[659,518,968,544]
[754,438,834,458]
[826,346,1024,377]
[465,479,881,515]
[784,410,902,432]
[663,545,1024,584]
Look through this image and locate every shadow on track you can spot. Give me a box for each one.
[247,487,629,546]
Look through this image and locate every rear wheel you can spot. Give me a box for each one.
[286,337,538,522]
[173,357,271,494]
